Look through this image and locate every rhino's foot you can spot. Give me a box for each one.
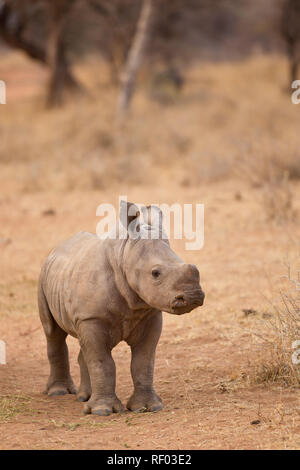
[77,389,91,402]
[44,380,77,397]
[127,390,163,413]
[83,396,124,416]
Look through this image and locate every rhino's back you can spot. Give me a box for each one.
[43,231,99,278]
[50,231,97,257]
[40,231,105,335]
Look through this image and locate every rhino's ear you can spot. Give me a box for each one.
[145,205,163,228]
[119,200,140,230]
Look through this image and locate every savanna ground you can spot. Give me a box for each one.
[0,51,300,450]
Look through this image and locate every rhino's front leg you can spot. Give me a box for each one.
[77,319,124,416]
[127,311,163,413]
[77,349,91,402]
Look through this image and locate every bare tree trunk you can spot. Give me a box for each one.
[46,0,81,107]
[0,0,81,105]
[0,1,46,63]
[288,41,299,84]
[116,0,154,117]
[281,0,300,88]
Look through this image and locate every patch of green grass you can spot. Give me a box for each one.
[50,419,81,431]
[0,394,32,423]
[80,418,107,428]
[125,416,135,426]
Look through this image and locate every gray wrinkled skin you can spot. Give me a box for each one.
[38,201,205,416]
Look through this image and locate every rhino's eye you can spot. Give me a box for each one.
[152,268,160,279]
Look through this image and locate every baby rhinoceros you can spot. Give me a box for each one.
[38,201,205,416]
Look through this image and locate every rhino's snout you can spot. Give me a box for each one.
[198,290,205,306]
[170,289,205,314]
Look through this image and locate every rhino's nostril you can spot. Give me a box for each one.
[172,294,187,308]
[175,294,185,302]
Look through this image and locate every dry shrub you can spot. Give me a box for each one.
[238,141,300,187]
[245,264,300,387]
[262,171,294,223]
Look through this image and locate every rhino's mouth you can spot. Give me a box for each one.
[169,291,205,315]
[170,303,200,315]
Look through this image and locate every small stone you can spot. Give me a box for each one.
[42,209,56,216]
[251,419,261,425]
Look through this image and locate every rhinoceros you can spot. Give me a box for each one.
[38,201,205,416]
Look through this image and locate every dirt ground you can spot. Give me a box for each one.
[0,183,299,450]
[0,52,300,450]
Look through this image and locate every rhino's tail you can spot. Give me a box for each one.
[38,276,56,338]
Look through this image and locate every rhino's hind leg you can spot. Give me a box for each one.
[77,349,91,402]
[44,331,77,397]
[38,285,77,397]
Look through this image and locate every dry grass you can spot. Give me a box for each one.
[0,394,32,423]
[237,141,299,222]
[262,171,295,223]
[1,53,300,196]
[243,264,300,387]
